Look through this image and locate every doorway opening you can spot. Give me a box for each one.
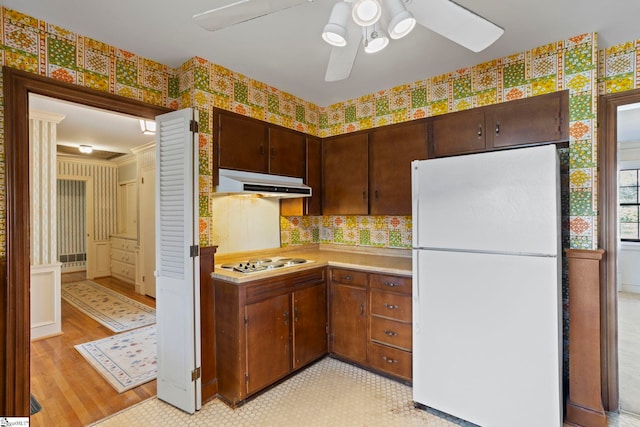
[598,88,640,413]
[1,66,170,416]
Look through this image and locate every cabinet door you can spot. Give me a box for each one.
[216,109,268,173]
[323,133,369,215]
[268,127,305,177]
[329,283,367,364]
[245,294,291,395]
[431,109,486,157]
[487,91,568,149]
[292,283,327,369]
[369,121,427,215]
[280,136,322,216]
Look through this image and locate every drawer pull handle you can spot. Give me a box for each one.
[384,304,399,310]
[384,330,398,337]
[342,275,353,281]
[382,356,398,364]
[383,281,399,287]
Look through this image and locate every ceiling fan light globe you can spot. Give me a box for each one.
[388,14,415,39]
[352,0,382,26]
[322,23,347,46]
[323,1,351,46]
[364,32,389,53]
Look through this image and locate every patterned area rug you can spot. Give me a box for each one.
[62,280,156,332]
[75,325,157,393]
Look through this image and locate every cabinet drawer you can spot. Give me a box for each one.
[111,259,135,281]
[369,274,411,295]
[370,289,411,321]
[331,268,367,288]
[367,342,411,380]
[370,317,412,351]
[111,237,134,251]
[111,248,135,265]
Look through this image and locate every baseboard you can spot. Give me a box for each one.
[621,283,640,294]
[566,400,608,427]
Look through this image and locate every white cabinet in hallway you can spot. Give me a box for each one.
[110,235,137,285]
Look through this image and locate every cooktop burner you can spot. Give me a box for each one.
[219,256,311,274]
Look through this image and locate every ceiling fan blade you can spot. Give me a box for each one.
[325,21,362,82]
[410,0,504,52]
[193,0,308,32]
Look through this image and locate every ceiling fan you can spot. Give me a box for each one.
[193,0,504,82]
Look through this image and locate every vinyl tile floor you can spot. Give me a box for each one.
[92,357,640,427]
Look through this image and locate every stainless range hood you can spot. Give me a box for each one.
[214,168,312,198]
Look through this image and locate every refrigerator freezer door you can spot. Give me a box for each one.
[412,249,562,427]
[412,145,560,256]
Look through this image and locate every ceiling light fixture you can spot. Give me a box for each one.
[352,0,382,27]
[363,23,389,54]
[139,119,156,135]
[383,0,415,39]
[323,0,414,55]
[78,145,93,154]
[322,1,351,47]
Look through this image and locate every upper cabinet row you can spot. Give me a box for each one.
[431,90,569,157]
[212,91,569,217]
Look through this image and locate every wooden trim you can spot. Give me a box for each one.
[565,249,607,427]
[200,246,218,403]
[597,88,640,411]
[1,66,171,416]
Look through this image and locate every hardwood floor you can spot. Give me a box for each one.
[30,273,157,427]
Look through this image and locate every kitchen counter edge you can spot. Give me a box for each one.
[211,248,412,284]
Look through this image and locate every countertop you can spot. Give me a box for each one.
[211,244,412,284]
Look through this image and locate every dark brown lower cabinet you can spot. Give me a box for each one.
[329,267,412,382]
[329,282,367,364]
[245,293,291,395]
[293,283,328,369]
[215,267,327,406]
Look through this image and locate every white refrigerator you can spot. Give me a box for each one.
[411,145,562,427]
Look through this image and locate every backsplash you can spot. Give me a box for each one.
[280,215,412,249]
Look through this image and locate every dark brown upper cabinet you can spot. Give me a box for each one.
[213,108,305,180]
[430,90,569,157]
[281,136,322,216]
[322,133,369,215]
[369,121,428,215]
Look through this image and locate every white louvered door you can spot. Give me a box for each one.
[155,108,201,413]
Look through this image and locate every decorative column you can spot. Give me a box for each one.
[565,249,607,427]
[29,109,65,340]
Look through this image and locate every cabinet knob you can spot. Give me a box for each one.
[495,121,500,135]
[384,330,398,337]
[375,190,379,200]
[383,281,399,288]
[384,304,398,310]
[477,124,483,138]
[360,303,365,316]
[341,275,353,281]
[382,356,398,364]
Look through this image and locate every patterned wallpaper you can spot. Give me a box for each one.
[284,34,599,251]
[1,6,640,257]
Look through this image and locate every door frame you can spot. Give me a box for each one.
[598,87,640,411]
[1,66,170,415]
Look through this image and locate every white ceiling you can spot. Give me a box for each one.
[29,94,154,155]
[11,0,640,151]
